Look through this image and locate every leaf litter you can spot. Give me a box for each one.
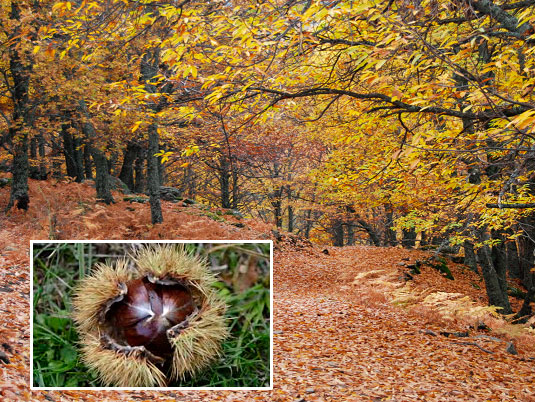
[0,180,534,401]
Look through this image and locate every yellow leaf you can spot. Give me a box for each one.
[375,59,387,70]
[52,2,65,12]
[190,65,198,79]
[131,121,142,133]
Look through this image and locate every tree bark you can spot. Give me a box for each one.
[357,218,381,246]
[505,238,521,279]
[271,192,283,228]
[140,46,164,224]
[83,142,92,179]
[62,122,77,178]
[331,218,344,247]
[134,151,145,193]
[219,155,232,209]
[6,1,31,211]
[402,228,416,248]
[146,123,163,223]
[476,230,512,314]
[491,232,509,302]
[231,164,239,209]
[463,240,478,273]
[38,134,47,180]
[346,223,355,246]
[384,205,397,246]
[77,100,114,204]
[119,142,140,191]
[92,146,114,204]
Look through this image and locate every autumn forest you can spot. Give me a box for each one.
[2,0,535,400]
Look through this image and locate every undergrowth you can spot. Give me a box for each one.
[32,242,271,388]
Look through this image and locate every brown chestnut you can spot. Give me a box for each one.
[110,276,195,358]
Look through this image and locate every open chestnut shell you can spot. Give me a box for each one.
[72,245,228,387]
[108,277,195,359]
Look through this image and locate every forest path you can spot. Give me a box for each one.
[0,184,534,402]
[271,246,535,402]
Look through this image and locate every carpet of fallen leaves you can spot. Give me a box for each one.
[1,179,535,402]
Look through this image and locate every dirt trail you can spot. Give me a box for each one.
[272,247,535,402]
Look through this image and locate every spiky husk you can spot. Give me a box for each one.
[72,245,228,387]
[72,259,132,334]
[79,333,167,387]
[135,245,218,290]
[169,296,228,380]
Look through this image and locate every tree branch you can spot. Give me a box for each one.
[486,203,535,208]
[471,0,532,35]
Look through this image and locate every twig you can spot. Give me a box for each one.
[451,341,494,354]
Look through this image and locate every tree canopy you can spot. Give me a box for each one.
[2,0,535,316]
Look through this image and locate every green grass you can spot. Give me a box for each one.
[32,242,271,388]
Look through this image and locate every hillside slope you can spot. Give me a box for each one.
[1,180,534,401]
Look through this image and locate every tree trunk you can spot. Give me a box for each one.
[147,123,163,223]
[6,1,31,211]
[52,159,62,179]
[288,205,294,233]
[77,100,114,204]
[140,45,164,224]
[92,146,114,204]
[38,134,47,180]
[516,277,535,321]
[476,230,512,314]
[384,205,397,246]
[83,142,92,179]
[8,135,29,210]
[287,186,294,232]
[491,233,509,302]
[30,136,37,158]
[134,152,145,193]
[157,153,166,186]
[219,155,231,209]
[357,218,381,246]
[73,135,85,182]
[271,194,283,228]
[119,142,140,191]
[346,223,355,246]
[402,228,416,248]
[463,240,478,273]
[29,136,39,180]
[518,215,535,290]
[62,123,77,178]
[505,238,521,279]
[231,164,239,209]
[304,209,313,239]
[331,218,344,247]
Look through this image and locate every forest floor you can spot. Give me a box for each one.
[1,179,535,401]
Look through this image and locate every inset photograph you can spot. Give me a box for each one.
[31,241,272,389]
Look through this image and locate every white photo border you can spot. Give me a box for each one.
[30,239,274,391]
